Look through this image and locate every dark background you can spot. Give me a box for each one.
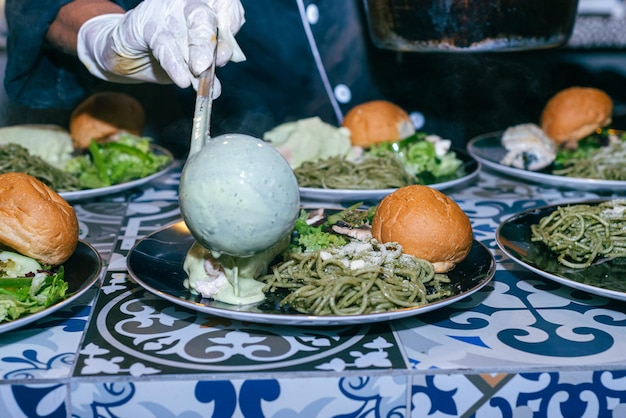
[1,3,626,158]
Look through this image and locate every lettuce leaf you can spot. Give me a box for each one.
[64,133,170,189]
[0,264,68,323]
[369,133,463,183]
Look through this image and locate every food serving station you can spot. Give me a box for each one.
[1,160,626,417]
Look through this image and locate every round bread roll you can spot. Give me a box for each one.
[69,92,145,149]
[0,173,79,265]
[372,185,472,273]
[541,87,613,147]
[342,100,416,148]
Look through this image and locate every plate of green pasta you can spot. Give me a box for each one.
[298,148,480,203]
[496,199,626,302]
[468,130,626,192]
[127,209,496,326]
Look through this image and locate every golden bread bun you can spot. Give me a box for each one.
[540,87,613,147]
[0,173,79,265]
[342,100,415,148]
[69,92,145,149]
[372,185,472,273]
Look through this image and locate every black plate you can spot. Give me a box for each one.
[0,240,103,333]
[127,221,496,326]
[496,200,626,301]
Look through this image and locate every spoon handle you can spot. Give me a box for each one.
[189,29,219,157]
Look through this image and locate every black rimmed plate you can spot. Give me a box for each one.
[496,200,626,302]
[468,132,626,192]
[127,220,496,326]
[299,148,480,203]
[0,240,103,333]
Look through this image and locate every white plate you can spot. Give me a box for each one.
[0,241,103,334]
[299,148,480,203]
[59,144,174,202]
[496,200,626,302]
[127,220,496,326]
[467,132,626,192]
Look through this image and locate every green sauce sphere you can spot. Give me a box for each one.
[179,133,300,257]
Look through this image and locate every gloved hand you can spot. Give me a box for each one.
[77,0,245,94]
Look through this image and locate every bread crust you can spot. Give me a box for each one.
[69,92,145,149]
[541,87,613,146]
[0,173,79,265]
[342,100,415,148]
[372,185,473,273]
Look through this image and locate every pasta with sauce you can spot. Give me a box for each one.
[553,140,626,180]
[0,143,81,191]
[261,239,452,315]
[530,200,626,269]
[294,154,416,190]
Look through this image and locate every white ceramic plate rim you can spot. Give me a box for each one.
[299,148,480,202]
[59,144,174,202]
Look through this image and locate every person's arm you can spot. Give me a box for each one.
[58,0,245,91]
[46,0,124,55]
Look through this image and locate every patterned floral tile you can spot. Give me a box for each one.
[0,288,97,380]
[396,269,626,371]
[0,382,67,417]
[70,375,408,417]
[73,272,407,377]
[74,201,129,261]
[410,370,626,417]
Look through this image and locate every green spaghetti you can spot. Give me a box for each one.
[261,239,452,315]
[551,130,626,180]
[530,200,626,269]
[0,143,81,191]
[294,153,416,189]
[553,140,626,180]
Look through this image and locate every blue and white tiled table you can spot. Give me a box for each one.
[1,162,625,418]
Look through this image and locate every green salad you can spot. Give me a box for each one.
[0,133,171,192]
[65,133,171,189]
[0,251,68,323]
[368,132,464,184]
[291,203,376,252]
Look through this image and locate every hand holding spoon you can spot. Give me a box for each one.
[178,32,300,259]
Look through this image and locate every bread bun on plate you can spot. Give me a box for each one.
[0,173,79,265]
[541,86,613,147]
[342,100,415,148]
[70,92,145,149]
[372,185,473,273]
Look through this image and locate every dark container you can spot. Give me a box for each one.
[364,0,580,52]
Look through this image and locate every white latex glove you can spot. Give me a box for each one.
[77,0,246,94]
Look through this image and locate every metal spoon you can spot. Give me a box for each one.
[188,29,219,158]
[179,30,300,258]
